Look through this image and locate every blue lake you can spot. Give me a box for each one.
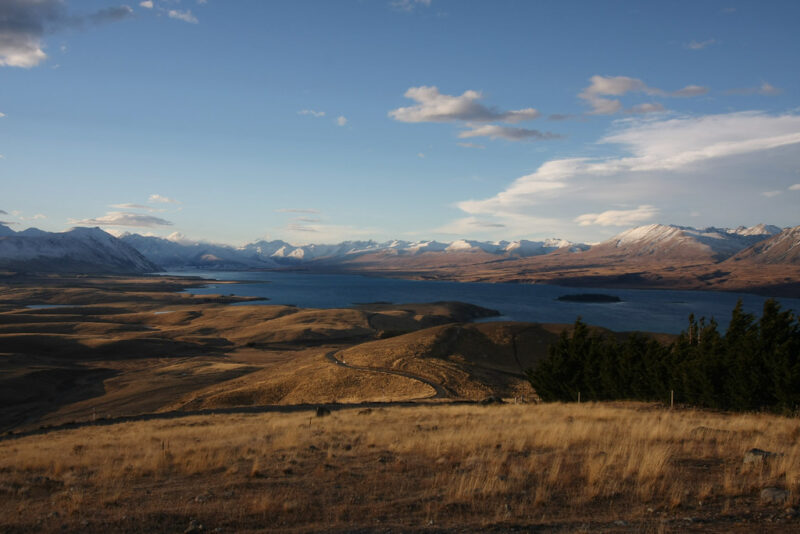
[168,271,800,335]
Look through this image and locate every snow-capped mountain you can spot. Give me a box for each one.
[504,238,590,256]
[727,225,800,265]
[592,223,780,261]
[114,234,588,270]
[120,234,279,270]
[730,224,782,237]
[0,225,158,273]
[2,222,790,275]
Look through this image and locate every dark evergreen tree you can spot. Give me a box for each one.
[526,299,800,413]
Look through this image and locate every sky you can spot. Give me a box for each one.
[0,0,799,246]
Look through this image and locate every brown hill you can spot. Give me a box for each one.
[725,225,800,265]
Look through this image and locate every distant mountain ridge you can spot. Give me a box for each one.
[0,223,796,277]
[118,234,591,269]
[726,226,800,265]
[0,225,158,273]
[587,223,782,262]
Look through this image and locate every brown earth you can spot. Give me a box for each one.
[313,249,800,297]
[0,273,517,433]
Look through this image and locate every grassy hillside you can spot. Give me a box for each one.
[2,403,799,533]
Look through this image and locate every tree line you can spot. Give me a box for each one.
[526,299,800,413]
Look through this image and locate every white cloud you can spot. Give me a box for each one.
[168,9,198,24]
[453,111,800,239]
[417,152,425,158]
[139,1,154,8]
[298,109,325,117]
[457,142,485,149]
[789,184,800,191]
[336,115,347,126]
[579,76,707,115]
[391,0,432,12]
[579,76,661,115]
[70,212,174,228]
[148,194,180,204]
[686,39,716,50]
[672,85,709,97]
[0,112,5,118]
[166,232,196,245]
[111,203,150,210]
[389,86,539,124]
[458,124,560,142]
[110,202,166,212]
[575,205,659,227]
[761,190,782,198]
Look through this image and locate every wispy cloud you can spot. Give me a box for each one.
[725,82,782,96]
[336,115,348,126]
[287,223,318,233]
[789,184,800,191]
[71,212,174,228]
[298,109,325,117]
[672,85,709,97]
[139,1,154,8]
[574,205,659,227]
[686,38,716,50]
[458,124,560,142]
[390,0,432,12]
[578,76,708,115]
[579,76,660,115]
[761,190,782,198]
[110,202,167,212]
[168,9,198,24]
[276,208,320,214]
[434,216,507,235]
[627,103,665,114]
[148,194,181,204]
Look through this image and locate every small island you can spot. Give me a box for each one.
[557,293,622,303]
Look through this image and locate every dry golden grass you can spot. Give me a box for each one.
[0,275,504,431]
[2,402,799,532]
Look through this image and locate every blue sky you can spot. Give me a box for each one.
[1,0,798,245]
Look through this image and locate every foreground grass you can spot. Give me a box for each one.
[1,403,799,532]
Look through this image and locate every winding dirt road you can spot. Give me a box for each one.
[324,350,452,399]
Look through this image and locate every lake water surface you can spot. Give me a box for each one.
[170,271,800,335]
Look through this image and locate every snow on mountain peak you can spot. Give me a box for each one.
[731,224,782,237]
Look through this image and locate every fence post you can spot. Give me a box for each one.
[578,391,581,404]
[670,390,674,409]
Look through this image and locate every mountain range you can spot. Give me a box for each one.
[0,226,157,274]
[1,222,798,294]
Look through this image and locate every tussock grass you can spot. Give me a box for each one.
[2,402,799,532]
